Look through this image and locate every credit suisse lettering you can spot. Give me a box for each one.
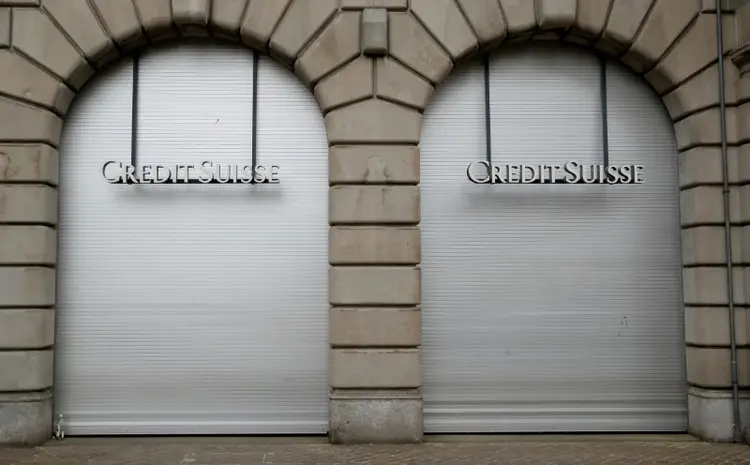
[467,160,645,185]
[102,161,280,184]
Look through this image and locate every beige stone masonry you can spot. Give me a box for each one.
[0,185,57,224]
[341,0,408,9]
[208,0,246,37]
[133,0,176,41]
[572,0,612,40]
[239,0,291,50]
[454,0,506,48]
[329,145,420,185]
[329,185,420,225]
[0,51,74,113]
[0,309,54,349]
[663,60,739,120]
[375,57,434,109]
[679,147,740,188]
[0,144,59,185]
[536,0,577,30]
[388,12,453,84]
[686,306,750,346]
[268,0,338,66]
[296,11,361,86]
[90,0,144,50]
[0,8,9,47]
[739,144,750,184]
[621,0,700,73]
[330,349,421,388]
[675,107,738,149]
[498,0,536,35]
[687,346,750,388]
[330,227,421,265]
[0,98,62,145]
[410,0,477,62]
[172,0,209,30]
[12,8,93,90]
[683,267,746,305]
[597,0,654,55]
[330,307,421,347]
[329,266,421,306]
[325,99,423,144]
[0,351,53,391]
[314,57,373,112]
[680,186,741,226]
[682,226,742,265]
[0,226,56,265]
[0,267,55,307]
[41,0,116,67]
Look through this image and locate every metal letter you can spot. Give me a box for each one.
[467,160,490,184]
[102,161,123,183]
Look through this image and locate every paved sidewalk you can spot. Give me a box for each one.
[2,437,750,465]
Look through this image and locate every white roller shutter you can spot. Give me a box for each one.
[421,43,686,433]
[55,42,329,435]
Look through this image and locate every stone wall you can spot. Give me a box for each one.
[1,0,749,445]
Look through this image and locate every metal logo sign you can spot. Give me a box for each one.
[102,161,280,184]
[466,161,645,185]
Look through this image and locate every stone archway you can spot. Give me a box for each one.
[0,0,749,446]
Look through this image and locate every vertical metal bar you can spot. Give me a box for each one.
[251,50,259,183]
[483,53,492,164]
[130,54,140,174]
[599,56,609,168]
[714,0,742,443]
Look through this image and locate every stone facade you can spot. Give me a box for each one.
[1,0,750,446]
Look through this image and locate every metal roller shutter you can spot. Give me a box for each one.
[421,43,686,433]
[54,42,329,435]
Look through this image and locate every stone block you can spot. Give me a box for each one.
[0,52,73,114]
[0,390,52,446]
[738,1,750,45]
[597,0,654,56]
[455,0,506,48]
[536,0,576,30]
[376,57,434,110]
[679,147,739,188]
[389,12,453,84]
[329,266,421,306]
[329,185,420,224]
[743,226,750,263]
[0,185,58,224]
[685,306,749,346]
[663,61,739,120]
[330,349,421,388]
[209,0,247,36]
[362,8,388,56]
[646,14,731,95]
[498,0,536,35]
[296,12,361,86]
[680,186,741,226]
[0,350,53,391]
[0,8,9,47]
[314,57,373,112]
[268,0,338,65]
[330,226,421,264]
[686,346,750,388]
[737,104,750,143]
[0,309,54,349]
[0,144,59,185]
[0,0,40,3]
[740,144,750,184]
[0,98,62,146]
[410,0,477,61]
[573,0,612,39]
[133,0,177,41]
[341,0,408,9]
[675,107,738,150]
[240,0,292,50]
[0,226,57,265]
[325,99,423,144]
[330,307,421,347]
[682,225,742,265]
[42,0,117,66]
[91,0,145,49]
[0,267,56,307]
[172,0,210,35]
[688,386,750,442]
[682,267,731,305]
[621,0,700,74]
[329,145,419,184]
[12,8,93,90]
[330,391,422,443]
